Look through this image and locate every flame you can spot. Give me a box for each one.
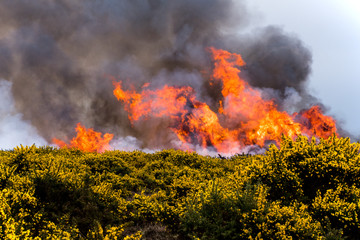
[53,123,113,153]
[113,82,240,152]
[113,82,193,123]
[297,106,338,139]
[113,47,337,153]
[209,47,303,146]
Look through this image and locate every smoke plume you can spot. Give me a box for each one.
[0,80,46,149]
[0,0,336,150]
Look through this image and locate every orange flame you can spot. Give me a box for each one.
[53,123,113,153]
[209,47,303,146]
[113,47,338,153]
[113,82,193,123]
[297,106,338,139]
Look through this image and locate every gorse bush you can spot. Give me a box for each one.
[0,136,359,239]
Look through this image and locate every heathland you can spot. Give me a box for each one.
[0,135,359,239]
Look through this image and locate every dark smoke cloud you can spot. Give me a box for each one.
[223,26,318,112]
[241,27,312,94]
[0,0,326,148]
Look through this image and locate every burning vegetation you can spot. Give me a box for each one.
[53,123,113,153]
[0,0,352,153]
[55,48,337,154]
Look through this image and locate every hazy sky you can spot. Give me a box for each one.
[247,0,360,136]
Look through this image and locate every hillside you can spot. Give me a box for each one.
[0,135,359,239]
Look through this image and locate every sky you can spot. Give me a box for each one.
[247,0,360,136]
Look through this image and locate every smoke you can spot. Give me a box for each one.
[0,80,47,149]
[223,26,318,112]
[0,0,335,150]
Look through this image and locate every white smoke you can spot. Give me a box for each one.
[0,79,47,149]
[110,136,158,153]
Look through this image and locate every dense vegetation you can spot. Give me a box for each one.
[0,135,359,239]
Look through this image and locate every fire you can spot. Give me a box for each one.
[297,106,338,139]
[209,47,303,146]
[113,47,337,153]
[53,123,113,153]
[113,82,194,123]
